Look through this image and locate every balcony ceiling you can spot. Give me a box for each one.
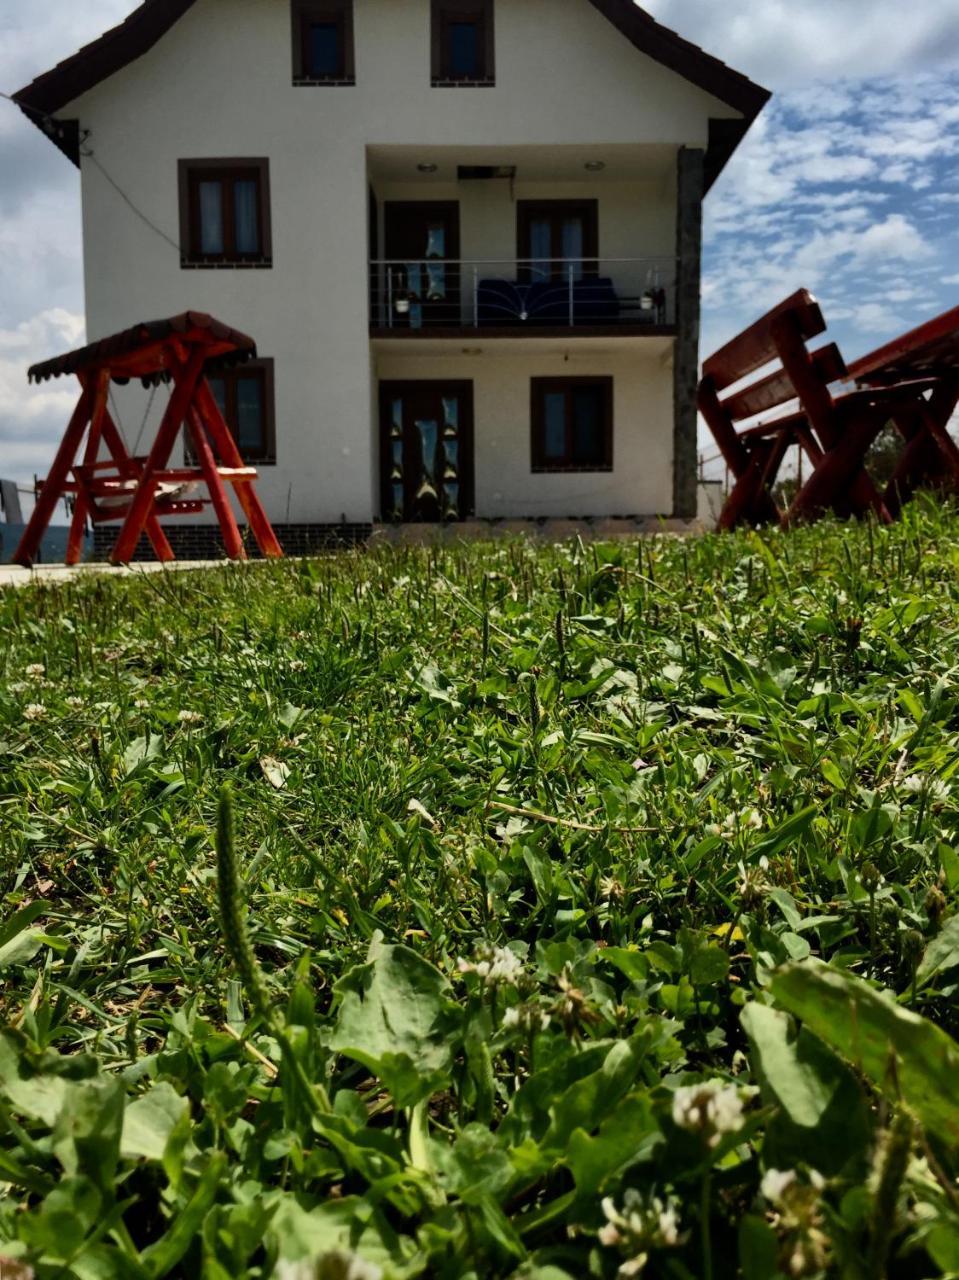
[367,144,677,186]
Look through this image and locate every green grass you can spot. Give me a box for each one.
[3,502,959,1278]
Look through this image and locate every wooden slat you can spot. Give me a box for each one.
[722,342,847,422]
[702,289,825,392]
[13,384,94,567]
[848,305,959,383]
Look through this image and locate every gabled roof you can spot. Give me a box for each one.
[15,0,770,186]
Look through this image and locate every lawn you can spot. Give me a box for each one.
[3,505,959,1279]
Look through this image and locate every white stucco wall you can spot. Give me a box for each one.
[61,0,738,523]
[375,344,675,517]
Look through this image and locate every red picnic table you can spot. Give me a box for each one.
[847,305,959,516]
[14,313,283,566]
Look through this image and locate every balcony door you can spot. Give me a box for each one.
[379,381,474,522]
[384,202,461,327]
[517,200,598,283]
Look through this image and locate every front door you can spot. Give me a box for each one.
[380,381,474,522]
[384,202,460,328]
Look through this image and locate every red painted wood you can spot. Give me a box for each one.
[185,405,246,560]
[697,376,750,474]
[848,306,959,383]
[193,378,283,558]
[111,350,206,564]
[20,317,281,566]
[100,413,175,562]
[722,342,847,422]
[703,289,825,393]
[13,383,94,566]
[787,410,891,525]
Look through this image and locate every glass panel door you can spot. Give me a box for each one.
[380,382,474,521]
[385,203,461,328]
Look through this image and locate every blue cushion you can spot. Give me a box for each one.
[573,277,620,323]
[477,279,525,325]
[476,276,621,325]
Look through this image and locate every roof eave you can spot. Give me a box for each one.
[14,0,771,188]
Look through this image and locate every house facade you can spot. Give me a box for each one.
[16,0,768,552]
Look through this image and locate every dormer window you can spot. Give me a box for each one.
[292,0,355,85]
[432,0,494,86]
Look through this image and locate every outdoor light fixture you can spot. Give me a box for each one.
[417,162,439,173]
[584,160,606,172]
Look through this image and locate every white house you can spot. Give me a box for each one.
[16,0,768,554]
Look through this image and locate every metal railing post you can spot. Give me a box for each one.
[473,266,479,328]
[386,264,393,330]
[568,264,575,327]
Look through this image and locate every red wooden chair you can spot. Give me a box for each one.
[14,314,283,566]
[699,289,940,530]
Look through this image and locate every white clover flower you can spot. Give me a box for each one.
[502,1003,550,1033]
[65,696,84,709]
[672,1079,752,1147]
[600,874,625,901]
[274,1251,383,1280]
[761,1168,797,1204]
[457,944,524,987]
[177,710,203,725]
[901,774,949,804]
[25,664,45,678]
[599,1189,684,1276]
[23,704,46,722]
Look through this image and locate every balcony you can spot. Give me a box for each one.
[369,257,677,338]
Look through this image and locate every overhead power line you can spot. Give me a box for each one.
[1,91,183,258]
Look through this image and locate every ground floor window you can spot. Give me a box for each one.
[531,377,613,472]
[200,360,276,464]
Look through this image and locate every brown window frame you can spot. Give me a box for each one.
[291,0,355,84]
[187,360,277,466]
[517,200,599,281]
[531,377,613,473]
[431,0,495,86]
[178,158,272,268]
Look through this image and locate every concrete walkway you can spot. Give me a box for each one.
[0,561,226,589]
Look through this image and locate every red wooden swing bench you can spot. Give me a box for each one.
[698,290,959,531]
[14,312,283,566]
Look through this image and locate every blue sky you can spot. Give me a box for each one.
[0,0,957,484]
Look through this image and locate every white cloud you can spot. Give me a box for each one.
[0,310,86,483]
[643,0,959,87]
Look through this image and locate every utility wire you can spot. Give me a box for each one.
[1,90,183,258]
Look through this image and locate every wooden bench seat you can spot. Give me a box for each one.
[698,290,945,531]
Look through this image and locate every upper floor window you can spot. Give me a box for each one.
[531,377,613,472]
[432,0,494,85]
[203,360,277,465]
[178,159,272,268]
[292,0,355,84]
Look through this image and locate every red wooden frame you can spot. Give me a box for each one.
[699,290,957,531]
[14,313,283,567]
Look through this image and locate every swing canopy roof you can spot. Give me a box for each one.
[28,312,257,386]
